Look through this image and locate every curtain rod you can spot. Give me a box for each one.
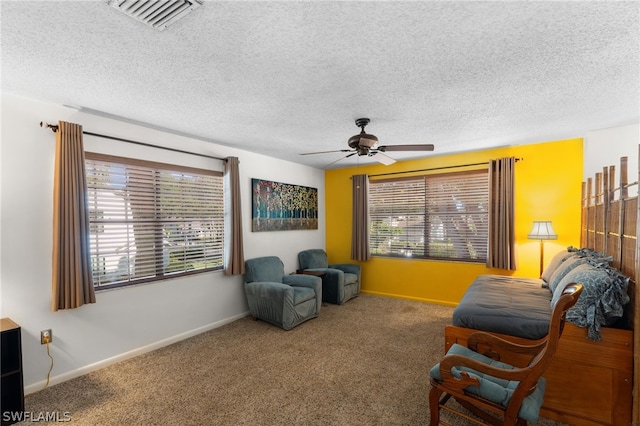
[367,157,523,178]
[40,122,227,162]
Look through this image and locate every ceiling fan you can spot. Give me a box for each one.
[300,118,435,167]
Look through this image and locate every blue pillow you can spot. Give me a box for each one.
[541,250,576,285]
[551,264,598,306]
[547,256,587,292]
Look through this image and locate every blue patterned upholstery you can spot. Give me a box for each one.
[554,262,629,340]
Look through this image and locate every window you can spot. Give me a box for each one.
[369,169,489,261]
[85,153,224,290]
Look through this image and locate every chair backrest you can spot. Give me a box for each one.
[244,256,285,283]
[527,283,583,371]
[298,249,329,269]
[494,283,583,419]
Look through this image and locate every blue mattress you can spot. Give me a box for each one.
[452,275,553,340]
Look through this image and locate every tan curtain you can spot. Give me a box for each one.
[487,157,516,270]
[52,121,96,311]
[351,174,371,261]
[224,157,245,275]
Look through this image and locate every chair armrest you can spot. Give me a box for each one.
[329,263,360,275]
[300,268,345,285]
[323,268,344,285]
[283,274,322,293]
[244,281,295,327]
[467,331,545,365]
[283,274,322,313]
[438,353,531,389]
[245,281,292,298]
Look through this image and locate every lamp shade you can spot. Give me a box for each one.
[528,221,558,240]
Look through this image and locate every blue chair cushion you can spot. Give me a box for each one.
[429,344,546,423]
[293,286,316,305]
[344,272,358,285]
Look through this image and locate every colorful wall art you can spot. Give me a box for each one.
[251,178,318,232]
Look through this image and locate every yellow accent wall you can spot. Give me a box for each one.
[325,138,583,306]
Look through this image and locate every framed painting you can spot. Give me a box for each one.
[251,178,318,232]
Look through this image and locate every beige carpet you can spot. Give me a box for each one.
[20,295,565,425]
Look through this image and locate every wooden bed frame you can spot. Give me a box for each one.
[443,151,639,426]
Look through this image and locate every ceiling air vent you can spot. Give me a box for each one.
[108,0,203,31]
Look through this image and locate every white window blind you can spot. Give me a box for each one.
[85,153,224,290]
[424,171,489,260]
[369,169,488,261]
[370,177,426,257]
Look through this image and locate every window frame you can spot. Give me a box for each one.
[368,168,489,263]
[85,152,224,291]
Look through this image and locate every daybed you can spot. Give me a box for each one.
[453,248,629,342]
[446,249,632,425]
[444,154,638,426]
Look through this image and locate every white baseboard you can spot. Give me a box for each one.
[24,311,250,396]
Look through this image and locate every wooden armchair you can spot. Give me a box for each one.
[428,284,583,426]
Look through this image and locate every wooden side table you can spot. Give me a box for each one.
[295,269,326,277]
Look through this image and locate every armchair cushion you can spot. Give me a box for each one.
[293,286,316,304]
[430,344,546,423]
[343,273,358,285]
[327,263,359,284]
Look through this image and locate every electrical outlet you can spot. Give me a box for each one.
[41,329,52,344]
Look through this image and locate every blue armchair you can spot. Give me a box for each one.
[298,249,360,305]
[244,256,322,330]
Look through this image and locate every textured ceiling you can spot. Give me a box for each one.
[2,1,639,169]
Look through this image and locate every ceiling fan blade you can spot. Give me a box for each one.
[378,144,435,152]
[300,149,352,156]
[324,153,356,169]
[372,151,396,166]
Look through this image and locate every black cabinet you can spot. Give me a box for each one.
[1,318,24,426]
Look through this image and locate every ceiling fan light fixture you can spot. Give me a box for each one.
[347,134,360,148]
[359,136,378,148]
[348,131,378,149]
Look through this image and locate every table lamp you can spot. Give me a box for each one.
[528,221,558,277]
